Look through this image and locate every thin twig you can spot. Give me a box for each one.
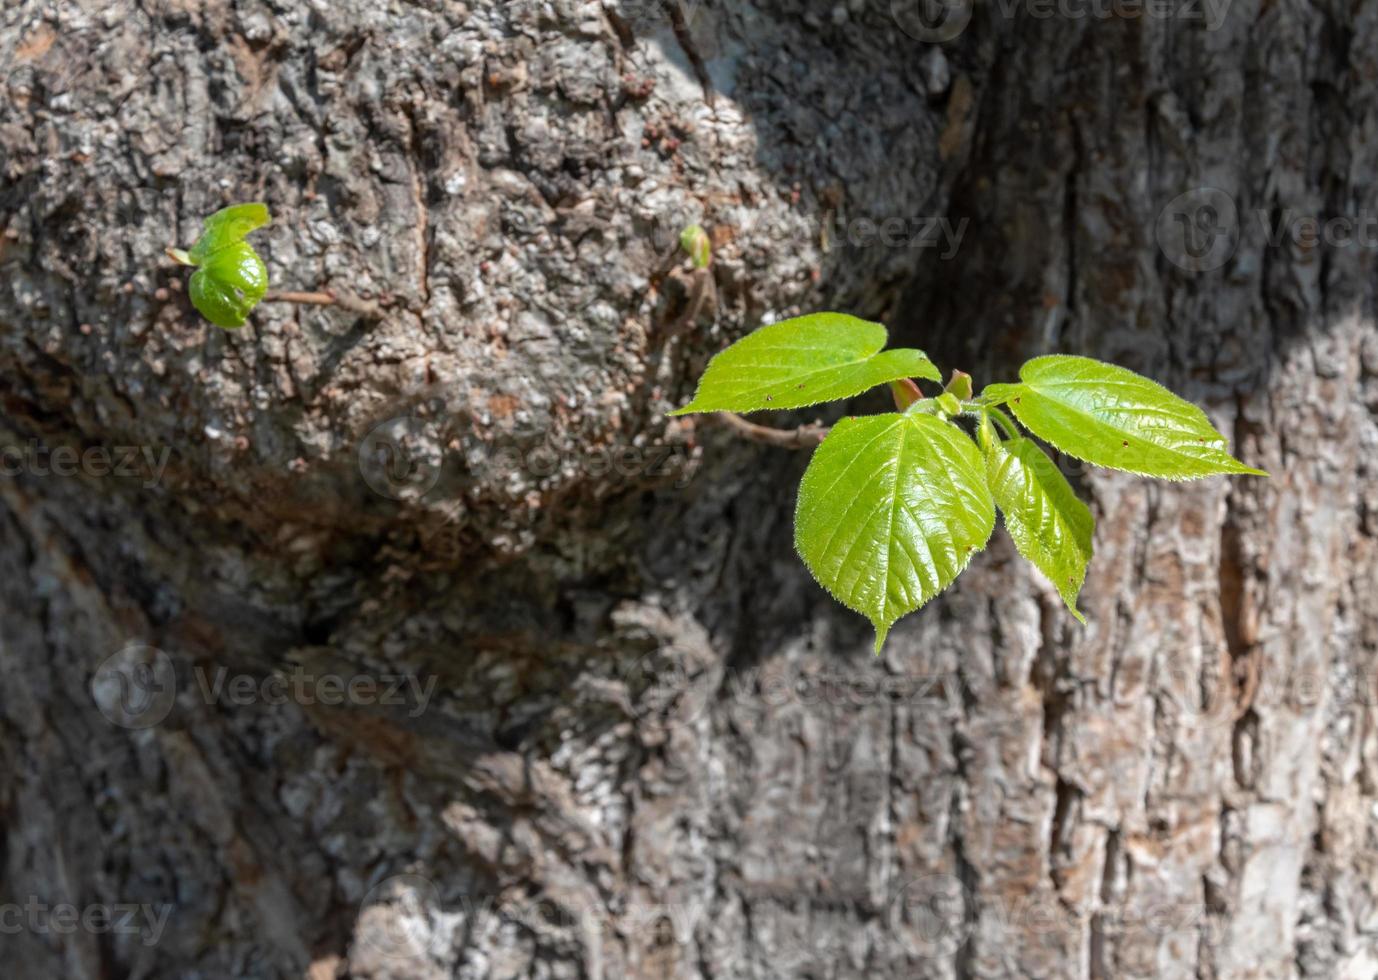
[717,412,828,449]
[263,289,387,320]
[662,267,715,341]
[263,290,335,305]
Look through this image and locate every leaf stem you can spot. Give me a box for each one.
[717,412,829,449]
[262,289,388,320]
[656,266,715,344]
[980,404,1020,440]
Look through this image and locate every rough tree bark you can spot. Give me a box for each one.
[2,0,1377,978]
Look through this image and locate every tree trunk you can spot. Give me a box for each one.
[2,1,1376,977]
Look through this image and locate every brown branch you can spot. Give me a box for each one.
[717,412,828,449]
[653,266,715,348]
[263,289,387,320]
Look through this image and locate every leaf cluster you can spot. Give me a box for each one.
[672,313,1267,650]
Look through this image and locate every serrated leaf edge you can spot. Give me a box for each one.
[1005,371,1269,480]
[672,348,941,416]
[794,415,994,651]
[985,438,1093,623]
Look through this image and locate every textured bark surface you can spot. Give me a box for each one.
[2,0,1377,978]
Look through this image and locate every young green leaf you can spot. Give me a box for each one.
[680,224,712,269]
[171,203,272,328]
[985,437,1093,622]
[997,356,1267,480]
[943,370,974,401]
[188,241,268,329]
[188,203,271,263]
[670,313,941,415]
[889,378,924,409]
[795,413,995,651]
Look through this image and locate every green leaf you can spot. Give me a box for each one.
[943,370,974,401]
[978,383,1022,406]
[188,203,271,264]
[189,241,268,329]
[1001,355,1268,480]
[889,378,923,409]
[985,437,1093,622]
[178,203,272,328]
[680,224,712,269]
[670,313,941,416]
[794,413,995,651]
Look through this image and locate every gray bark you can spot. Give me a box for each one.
[2,0,1377,978]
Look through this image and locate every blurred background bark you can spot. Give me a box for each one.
[2,0,1377,977]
